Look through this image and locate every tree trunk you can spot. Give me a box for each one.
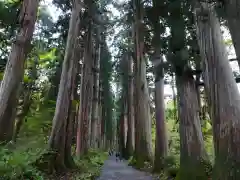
[126,54,134,158]
[97,85,103,148]
[71,57,81,145]
[171,75,177,120]
[48,1,81,171]
[64,51,79,168]
[100,89,106,149]
[133,0,153,167]
[13,90,32,142]
[134,58,153,166]
[151,1,169,169]
[91,38,101,148]
[196,62,202,120]
[222,0,240,69]
[119,103,126,156]
[195,3,240,179]
[0,0,39,143]
[13,56,38,142]
[76,26,93,155]
[153,59,168,171]
[176,72,208,179]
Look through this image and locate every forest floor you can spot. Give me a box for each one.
[0,132,108,180]
[97,155,156,180]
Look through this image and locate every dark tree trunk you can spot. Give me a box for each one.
[47,1,81,171]
[91,37,101,148]
[76,25,93,155]
[126,54,134,158]
[176,72,208,179]
[195,3,240,179]
[0,0,39,143]
[133,0,153,167]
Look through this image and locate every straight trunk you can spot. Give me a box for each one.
[101,96,105,149]
[151,1,168,168]
[90,39,101,148]
[126,54,134,158]
[97,81,103,148]
[0,0,39,143]
[48,1,81,171]
[195,3,240,179]
[133,0,153,167]
[153,61,168,171]
[134,58,153,166]
[97,102,102,148]
[176,72,208,179]
[119,104,126,156]
[72,58,81,145]
[64,49,79,168]
[76,26,93,155]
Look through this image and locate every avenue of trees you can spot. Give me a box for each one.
[0,0,240,179]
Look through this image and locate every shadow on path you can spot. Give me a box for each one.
[96,155,153,180]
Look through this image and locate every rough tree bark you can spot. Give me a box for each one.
[133,0,153,167]
[195,3,240,179]
[76,25,93,155]
[126,53,134,158]
[176,70,208,179]
[47,0,81,171]
[0,0,39,143]
[90,35,101,148]
[119,100,127,156]
[151,0,168,169]
[100,79,106,149]
[97,80,103,148]
[153,55,168,172]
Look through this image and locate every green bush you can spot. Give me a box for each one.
[0,140,45,179]
[74,149,108,180]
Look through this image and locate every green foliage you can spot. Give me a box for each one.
[0,137,46,179]
[0,104,108,179]
[0,106,52,179]
[21,107,53,136]
[224,39,232,46]
[74,149,108,180]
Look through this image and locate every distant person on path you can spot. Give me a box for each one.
[108,149,114,156]
[115,151,123,161]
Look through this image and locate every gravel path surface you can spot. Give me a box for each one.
[96,155,153,180]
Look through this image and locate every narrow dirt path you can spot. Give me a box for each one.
[96,155,154,180]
